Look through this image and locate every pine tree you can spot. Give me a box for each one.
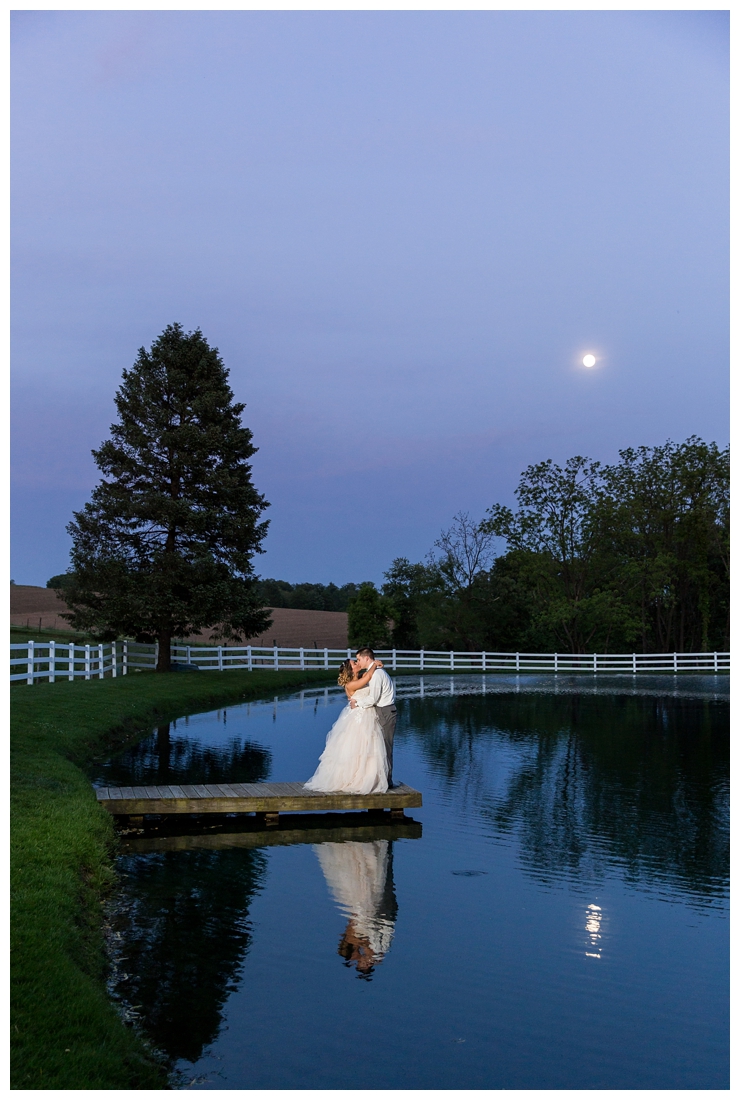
[62,324,271,670]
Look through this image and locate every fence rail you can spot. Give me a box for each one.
[9,640,730,684]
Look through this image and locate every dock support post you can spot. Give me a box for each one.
[264,812,279,826]
[390,808,405,820]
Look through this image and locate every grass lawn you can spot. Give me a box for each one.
[11,668,336,1089]
[11,626,97,645]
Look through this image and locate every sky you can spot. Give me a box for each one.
[11,10,729,587]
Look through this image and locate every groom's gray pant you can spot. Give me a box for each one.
[376,704,398,785]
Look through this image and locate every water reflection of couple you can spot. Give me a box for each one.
[314,839,398,978]
[304,648,397,794]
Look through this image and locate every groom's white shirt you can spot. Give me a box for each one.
[353,666,395,709]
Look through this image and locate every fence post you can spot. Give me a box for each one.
[392,649,397,671]
[632,653,636,674]
[450,650,454,670]
[49,640,55,683]
[515,652,520,672]
[186,645,192,665]
[26,640,34,685]
[420,649,425,671]
[154,641,159,670]
[673,652,678,672]
[111,641,117,677]
[593,652,597,673]
[84,644,91,680]
[218,645,223,672]
[123,641,128,676]
[554,652,558,672]
[347,648,352,659]
[482,651,487,671]
[714,651,718,672]
[324,647,328,670]
[300,647,305,670]
[274,646,279,670]
[68,643,74,681]
[98,643,104,679]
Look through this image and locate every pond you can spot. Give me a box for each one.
[93,674,729,1090]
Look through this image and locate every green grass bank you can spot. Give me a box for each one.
[11,669,336,1090]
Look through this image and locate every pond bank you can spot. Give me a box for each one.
[10,669,336,1090]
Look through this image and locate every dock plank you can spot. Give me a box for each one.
[215,783,242,798]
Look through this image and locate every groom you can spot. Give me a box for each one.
[350,646,398,786]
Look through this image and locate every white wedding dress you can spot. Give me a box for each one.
[304,687,389,794]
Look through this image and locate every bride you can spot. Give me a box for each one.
[304,658,389,794]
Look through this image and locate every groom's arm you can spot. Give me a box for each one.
[351,671,383,709]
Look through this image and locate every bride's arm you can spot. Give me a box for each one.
[345,661,381,695]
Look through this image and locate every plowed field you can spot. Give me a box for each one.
[10,586,348,648]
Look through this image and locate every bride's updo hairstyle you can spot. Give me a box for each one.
[337,659,355,687]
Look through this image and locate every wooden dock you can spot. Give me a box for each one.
[95,781,422,822]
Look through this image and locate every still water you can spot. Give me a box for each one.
[93,675,729,1090]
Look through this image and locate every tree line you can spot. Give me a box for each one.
[348,437,729,654]
[49,572,360,614]
[252,578,361,612]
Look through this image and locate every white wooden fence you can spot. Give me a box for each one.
[9,640,730,684]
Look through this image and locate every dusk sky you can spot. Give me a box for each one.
[11,10,728,587]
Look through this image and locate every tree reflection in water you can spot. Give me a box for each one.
[110,847,267,1064]
[400,692,728,901]
[94,720,272,787]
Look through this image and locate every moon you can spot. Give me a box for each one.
[582,354,596,367]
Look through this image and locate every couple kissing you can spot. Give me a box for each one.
[304,647,397,794]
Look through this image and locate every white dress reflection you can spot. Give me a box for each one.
[314,840,397,978]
